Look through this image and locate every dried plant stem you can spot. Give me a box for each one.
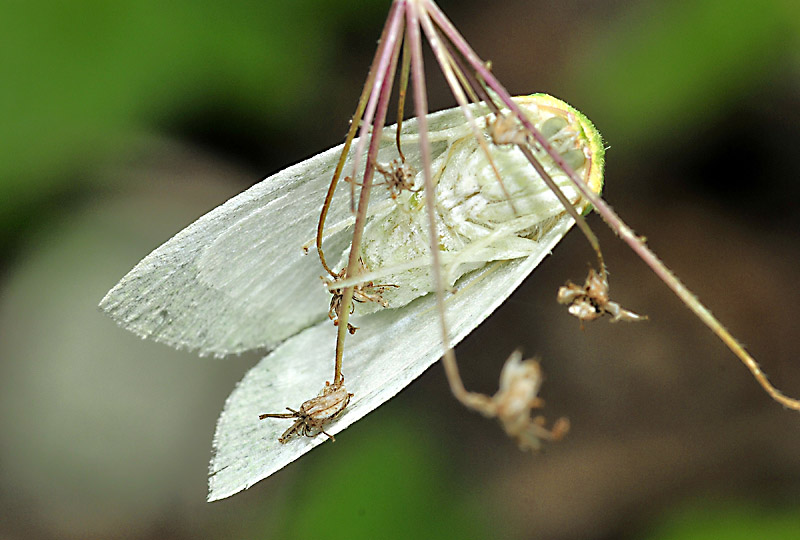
[416,0,600,407]
[407,1,488,411]
[315,1,400,276]
[418,8,516,214]
[422,27,609,278]
[324,0,799,414]
[394,36,411,162]
[518,145,606,274]
[331,4,405,385]
[427,0,799,409]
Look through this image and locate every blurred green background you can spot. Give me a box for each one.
[2,0,799,539]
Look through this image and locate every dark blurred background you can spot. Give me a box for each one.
[2,1,799,539]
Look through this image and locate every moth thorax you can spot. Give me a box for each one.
[436,130,589,240]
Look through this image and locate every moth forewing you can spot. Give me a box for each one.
[99,93,604,500]
[209,212,579,501]
[99,103,483,357]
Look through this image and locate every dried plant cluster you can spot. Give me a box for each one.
[100,0,799,500]
[259,380,352,444]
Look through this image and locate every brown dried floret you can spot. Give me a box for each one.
[468,351,568,450]
[259,379,353,444]
[557,267,645,324]
[323,258,396,334]
[375,159,419,199]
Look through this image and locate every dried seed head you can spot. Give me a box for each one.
[490,351,569,451]
[301,380,352,423]
[375,159,419,198]
[558,268,646,323]
[462,351,568,451]
[323,258,396,333]
[259,379,353,444]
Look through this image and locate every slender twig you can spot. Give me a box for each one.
[316,0,401,276]
[419,9,517,214]
[332,8,404,386]
[322,0,800,416]
[395,35,411,161]
[407,1,488,410]
[427,0,800,410]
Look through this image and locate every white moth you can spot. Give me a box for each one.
[100,94,604,501]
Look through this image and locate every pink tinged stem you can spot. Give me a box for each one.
[425,1,601,260]
[417,9,516,212]
[517,144,606,272]
[317,0,403,275]
[427,1,589,203]
[407,2,478,405]
[332,4,405,385]
[348,0,407,211]
[427,0,800,410]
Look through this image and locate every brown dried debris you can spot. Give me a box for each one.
[467,351,569,451]
[323,258,396,334]
[375,159,419,199]
[557,267,646,324]
[259,379,353,444]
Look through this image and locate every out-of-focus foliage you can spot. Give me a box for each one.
[271,415,495,540]
[645,502,800,540]
[0,0,383,243]
[568,0,800,151]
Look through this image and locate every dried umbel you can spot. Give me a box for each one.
[558,268,645,323]
[468,351,569,451]
[375,159,419,199]
[259,380,352,444]
[324,258,394,334]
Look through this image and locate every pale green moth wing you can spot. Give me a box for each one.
[98,95,603,499]
[206,95,605,500]
[208,216,575,501]
[99,104,475,356]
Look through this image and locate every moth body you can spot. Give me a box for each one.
[344,96,603,312]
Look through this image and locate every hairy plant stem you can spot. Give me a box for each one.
[425,0,800,410]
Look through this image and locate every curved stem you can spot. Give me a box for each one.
[332,8,404,385]
[427,0,799,409]
[408,2,487,409]
[395,35,411,161]
[315,1,400,276]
